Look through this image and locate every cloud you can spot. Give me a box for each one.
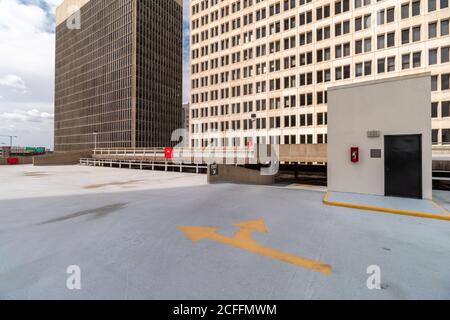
[0,0,59,148]
[0,75,28,92]
[0,0,190,148]
[0,109,54,123]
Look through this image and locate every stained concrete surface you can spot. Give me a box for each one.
[0,165,449,300]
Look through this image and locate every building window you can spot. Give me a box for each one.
[432,102,439,118]
[442,101,450,117]
[355,17,362,31]
[442,74,450,90]
[431,75,438,91]
[412,0,421,16]
[355,40,363,54]
[387,32,395,47]
[377,34,385,49]
[429,22,437,38]
[402,29,410,44]
[413,52,421,67]
[428,0,437,11]
[429,48,438,65]
[413,26,421,41]
[378,58,385,73]
[401,3,410,19]
[441,19,449,36]
[387,7,395,23]
[334,67,342,80]
[442,47,450,63]
[377,10,385,25]
[432,129,439,145]
[387,56,396,72]
[402,53,410,69]
[364,37,372,52]
[443,129,450,144]
[364,61,372,75]
[355,63,363,77]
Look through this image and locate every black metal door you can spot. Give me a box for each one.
[385,135,422,199]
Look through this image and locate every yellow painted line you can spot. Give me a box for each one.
[323,192,450,222]
[430,199,450,215]
[179,219,332,276]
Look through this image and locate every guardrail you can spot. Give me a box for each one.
[92,145,450,165]
[93,148,166,158]
[80,158,208,174]
[432,170,450,182]
[92,147,258,164]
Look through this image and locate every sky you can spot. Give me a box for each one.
[0,0,190,149]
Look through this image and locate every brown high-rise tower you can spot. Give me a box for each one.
[54,0,183,151]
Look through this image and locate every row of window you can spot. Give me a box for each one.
[432,129,450,144]
[191,19,449,75]
[192,112,328,132]
[190,133,329,148]
[191,128,450,147]
[192,0,449,27]
[192,0,448,46]
[432,101,450,118]
[193,43,449,90]
[192,67,449,104]
[192,100,449,125]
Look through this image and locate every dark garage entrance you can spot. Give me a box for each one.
[385,135,422,199]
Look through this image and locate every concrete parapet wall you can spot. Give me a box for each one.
[279,144,327,163]
[33,151,92,166]
[208,164,274,185]
[0,157,34,166]
[433,161,450,171]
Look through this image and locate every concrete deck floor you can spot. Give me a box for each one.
[0,165,449,300]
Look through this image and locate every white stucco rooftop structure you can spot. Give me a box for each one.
[328,73,432,200]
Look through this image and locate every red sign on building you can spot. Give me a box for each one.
[351,147,359,163]
[7,158,19,165]
[164,147,173,159]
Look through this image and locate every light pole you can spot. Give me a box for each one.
[250,113,257,148]
[0,135,18,147]
[93,131,99,150]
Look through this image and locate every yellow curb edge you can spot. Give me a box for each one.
[323,192,450,222]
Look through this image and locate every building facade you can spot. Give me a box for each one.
[189,0,450,148]
[55,0,183,152]
[182,102,190,132]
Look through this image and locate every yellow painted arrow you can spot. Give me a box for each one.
[179,219,332,275]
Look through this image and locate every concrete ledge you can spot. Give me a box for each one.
[208,164,274,185]
[279,144,327,163]
[33,151,92,166]
[323,192,450,221]
[433,160,450,171]
[0,157,34,166]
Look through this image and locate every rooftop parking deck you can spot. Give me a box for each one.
[0,165,449,299]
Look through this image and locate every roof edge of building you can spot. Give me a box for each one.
[328,72,432,92]
[56,0,90,27]
[56,0,183,27]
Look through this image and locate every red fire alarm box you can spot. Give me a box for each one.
[351,147,359,163]
[164,147,173,159]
